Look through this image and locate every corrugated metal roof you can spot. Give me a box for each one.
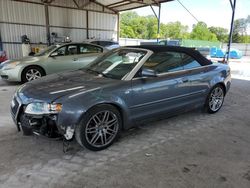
[94,0,174,12]
[11,0,174,13]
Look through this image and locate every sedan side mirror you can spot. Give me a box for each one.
[50,52,58,57]
[141,68,157,77]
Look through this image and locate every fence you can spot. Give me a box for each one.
[221,43,250,56]
[119,38,156,46]
[119,38,250,57]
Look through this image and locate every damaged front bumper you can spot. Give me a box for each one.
[10,95,75,140]
[19,113,63,138]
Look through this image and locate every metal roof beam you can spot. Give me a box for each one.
[115,4,149,11]
[229,0,233,9]
[150,5,158,20]
[110,2,131,9]
[128,0,156,6]
[72,0,79,8]
[91,0,118,13]
[108,0,158,8]
[79,0,91,9]
[152,0,160,6]
[107,1,129,7]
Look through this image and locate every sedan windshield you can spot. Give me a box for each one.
[85,49,147,80]
[34,45,58,56]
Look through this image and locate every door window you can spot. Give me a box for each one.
[66,45,78,55]
[54,46,66,56]
[143,52,183,74]
[143,51,202,74]
[79,44,102,54]
[181,54,201,69]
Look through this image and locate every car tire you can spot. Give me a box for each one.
[75,104,122,151]
[205,84,225,114]
[21,66,45,83]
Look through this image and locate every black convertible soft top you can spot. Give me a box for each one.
[127,45,212,66]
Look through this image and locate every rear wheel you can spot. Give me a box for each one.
[21,66,45,83]
[205,85,225,113]
[75,104,122,151]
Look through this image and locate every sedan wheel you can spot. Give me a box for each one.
[26,69,42,81]
[75,104,121,151]
[21,66,45,83]
[206,85,225,113]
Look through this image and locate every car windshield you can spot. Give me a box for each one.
[85,49,147,80]
[34,45,58,56]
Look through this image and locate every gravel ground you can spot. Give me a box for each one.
[0,76,250,188]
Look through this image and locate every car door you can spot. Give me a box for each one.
[130,51,194,120]
[75,44,103,69]
[45,44,80,74]
[180,52,211,104]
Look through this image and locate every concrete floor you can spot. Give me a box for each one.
[0,71,250,187]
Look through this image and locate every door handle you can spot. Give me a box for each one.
[73,58,78,61]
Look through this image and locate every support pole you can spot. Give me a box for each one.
[225,0,236,63]
[44,4,51,46]
[117,13,120,42]
[0,30,3,51]
[150,4,161,43]
[86,10,89,39]
[150,5,158,18]
[157,3,161,43]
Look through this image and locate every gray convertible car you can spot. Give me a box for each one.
[11,46,231,151]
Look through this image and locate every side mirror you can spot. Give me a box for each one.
[50,52,58,57]
[141,68,157,77]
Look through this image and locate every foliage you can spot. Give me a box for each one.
[232,16,250,43]
[120,12,188,39]
[120,12,157,39]
[120,11,250,43]
[160,21,189,39]
[208,26,228,42]
[190,22,218,41]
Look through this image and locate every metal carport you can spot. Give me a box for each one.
[0,0,236,62]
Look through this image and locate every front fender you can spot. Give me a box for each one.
[55,88,131,133]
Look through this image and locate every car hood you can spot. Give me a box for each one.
[18,70,118,103]
[3,56,45,66]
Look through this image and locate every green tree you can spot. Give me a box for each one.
[145,15,158,39]
[232,19,241,43]
[232,17,250,43]
[209,26,228,42]
[160,21,189,39]
[121,12,245,43]
[190,22,218,41]
[120,26,136,38]
[239,35,250,43]
[120,11,189,39]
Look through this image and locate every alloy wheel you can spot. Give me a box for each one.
[209,87,224,112]
[85,110,119,148]
[26,69,42,81]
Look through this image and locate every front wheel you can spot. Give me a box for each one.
[75,104,122,151]
[205,85,225,113]
[21,66,45,83]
